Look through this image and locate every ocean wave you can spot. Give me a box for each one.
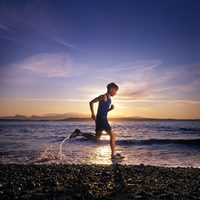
[179,127,200,132]
[117,139,200,147]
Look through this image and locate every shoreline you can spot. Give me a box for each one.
[0,164,199,199]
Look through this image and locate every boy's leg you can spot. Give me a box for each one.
[81,130,102,141]
[95,130,103,141]
[81,132,97,141]
[69,128,81,139]
[70,129,102,141]
[105,130,115,156]
[81,131,103,141]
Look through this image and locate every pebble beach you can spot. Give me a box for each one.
[0,164,199,200]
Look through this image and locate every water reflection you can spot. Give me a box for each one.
[87,144,126,165]
[89,145,112,165]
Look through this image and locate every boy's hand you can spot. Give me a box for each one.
[91,113,96,120]
[109,104,114,111]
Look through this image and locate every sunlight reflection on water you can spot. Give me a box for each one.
[90,145,112,165]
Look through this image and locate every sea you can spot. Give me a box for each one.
[0,120,200,167]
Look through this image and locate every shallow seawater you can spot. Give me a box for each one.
[0,120,200,167]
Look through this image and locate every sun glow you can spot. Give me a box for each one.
[89,145,111,165]
[99,145,110,156]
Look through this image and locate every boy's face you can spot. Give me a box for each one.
[109,87,118,96]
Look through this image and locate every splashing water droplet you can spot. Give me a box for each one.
[58,137,69,160]
[33,135,70,164]
[35,145,55,163]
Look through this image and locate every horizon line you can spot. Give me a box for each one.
[0,114,199,121]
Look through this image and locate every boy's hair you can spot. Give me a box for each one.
[107,82,119,91]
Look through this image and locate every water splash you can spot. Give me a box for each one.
[35,137,69,163]
[35,145,55,163]
[34,136,70,163]
[58,136,69,160]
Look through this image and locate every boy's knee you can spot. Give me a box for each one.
[112,133,115,140]
[95,136,101,141]
[107,131,115,139]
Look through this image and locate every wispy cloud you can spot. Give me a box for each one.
[80,60,200,102]
[94,60,161,74]
[19,53,87,78]
[80,60,162,97]
[118,63,200,100]
[1,97,199,106]
[1,53,87,80]
[116,99,200,105]
[0,23,10,31]
[45,33,81,50]
[0,98,88,102]
[0,33,21,44]
[0,1,79,50]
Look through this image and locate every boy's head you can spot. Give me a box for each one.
[107,82,119,96]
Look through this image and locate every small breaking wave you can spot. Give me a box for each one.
[117,139,200,147]
[179,127,200,132]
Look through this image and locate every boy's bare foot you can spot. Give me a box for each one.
[111,153,125,159]
[69,129,81,139]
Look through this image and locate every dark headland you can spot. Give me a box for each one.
[0,164,199,199]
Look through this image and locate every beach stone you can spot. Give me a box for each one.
[20,194,32,199]
[1,164,200,199]
[32,192,49,198]
[132,194,143,199]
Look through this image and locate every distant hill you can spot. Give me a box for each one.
[0,113,88,121]
[0,114,199,121]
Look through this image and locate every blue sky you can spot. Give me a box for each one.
[0,0,200,118]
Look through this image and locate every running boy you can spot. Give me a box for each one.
[69,82,123,159]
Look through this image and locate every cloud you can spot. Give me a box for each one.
[115,99,200,105]
[0,33,21,44]
[45,33,81,50]
[1,97,199,106]
[81,60,162,98]
[0,53,88,87]
[0,23,10,31]
[117,81,151,100]
[115,62,200,100]
[0,1,79,50]
[0,98,88,102]
[9,53,87,78]
[94,60,161,75]
[81,60,200,102]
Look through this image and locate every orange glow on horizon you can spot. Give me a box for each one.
[0,98,200,119]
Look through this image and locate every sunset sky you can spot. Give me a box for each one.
[0,0,200,119]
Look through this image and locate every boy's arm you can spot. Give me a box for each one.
[89,95,104,120]
[108,104,114,112]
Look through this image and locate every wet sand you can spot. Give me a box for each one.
[0,164,199,199]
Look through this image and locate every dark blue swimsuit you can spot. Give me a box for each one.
[95,95,111,131]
